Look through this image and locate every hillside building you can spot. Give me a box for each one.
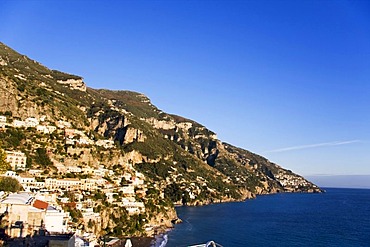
[25,117,39,127]
[5,151,27,170]
[13,120,25,128]
[0,193,44,238]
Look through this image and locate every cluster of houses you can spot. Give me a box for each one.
[0,191,101,246]
[0,115,151,243]
[0,115,114,148]
[274,172,317,191]
[0,192,69,237]
[1,165,147,243]
[2,166,146,213]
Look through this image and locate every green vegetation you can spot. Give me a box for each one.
[0,148,11,173]
[0,177,23,192]
[0,128,25,148]
[34,148,53,168]
[91,89,163,119]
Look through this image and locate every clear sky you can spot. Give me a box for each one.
[0,0,369,177]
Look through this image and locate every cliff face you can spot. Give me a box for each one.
[0,42,322,204]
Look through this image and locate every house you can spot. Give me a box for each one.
[80,179,98,191]
[65,138,75,145]
[55,163,67,173]
[131,173,144,186]
[13,120,25,128]
[81,207,100,222]
[4,170,17,177]
[18,175,36,191]
[67,166,82,173]
[0,116,6,123]
[119,185,135,196]
[35,192,57,204]
[29,169,43,176]
[105,193,118,203]
[64,128,76,138]
[81,178,105,191]
[121,199,145,215]
[33,199,69,233]
[47,125,57,133]
[5,151,27,170]
[45,178,81,190]
[25,117,39,128]
[2,173,45,192]
[77,137,93,145]
[36,125,48,133]
[44,206,68,233]
[0,193,44,238]
[57,120,72,129]
[36,125,56,134]
[95,139,115,149]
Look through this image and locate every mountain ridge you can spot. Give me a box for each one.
[0,41,322,237]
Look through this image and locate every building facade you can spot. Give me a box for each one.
[5,151,27,170]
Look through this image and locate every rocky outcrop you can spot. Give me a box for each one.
[147,118,176,130]
[0,77,18,114]
[0,77,45,119]
[124,127,146,144]
[0,56,7,66]
[57,78,86,91]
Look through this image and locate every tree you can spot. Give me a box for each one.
[0,177,23,192]
[0,148,11,173]
[34,148,52,167]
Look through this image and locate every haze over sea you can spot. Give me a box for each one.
[164,188,370,247]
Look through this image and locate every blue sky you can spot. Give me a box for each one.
[0,0,369,178]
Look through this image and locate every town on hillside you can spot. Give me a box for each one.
[0,114,165,247]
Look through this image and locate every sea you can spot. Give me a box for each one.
[158,188,370,247]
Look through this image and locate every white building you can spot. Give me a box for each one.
[77,137,93,145]
[67,166,82,173]
[44,205,68,233]
[0,115,6,123]
[0,193,44,238]
[29,169,43,176]
[56,120,72,129]
[81,178,105,191]
[119,185,135,195]
[121,199,145,215]
[95,140,115,149]
[81,207,100,222]
[45,178,81,190]
[18,175,36,191]
[4,170,17,177]
[13,120,25,128]
[5,151,27,170]
[36,125,57,134]
[25,117,39,128]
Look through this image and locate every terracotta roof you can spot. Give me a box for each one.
[33,199,49,210]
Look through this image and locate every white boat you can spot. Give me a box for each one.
[188,240,223,247]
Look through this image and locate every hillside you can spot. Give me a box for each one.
[0,42,321,238]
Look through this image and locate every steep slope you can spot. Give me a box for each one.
[0,41,321,203]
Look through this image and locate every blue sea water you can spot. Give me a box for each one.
[164,188,370,247]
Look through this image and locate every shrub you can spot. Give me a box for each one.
[0,177,23,192]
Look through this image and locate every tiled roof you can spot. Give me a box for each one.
[33,199,49,210]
